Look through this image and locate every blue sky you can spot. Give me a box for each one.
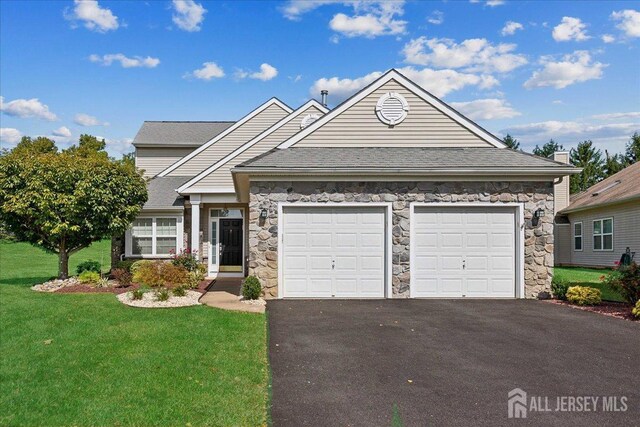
[1,0,639,157]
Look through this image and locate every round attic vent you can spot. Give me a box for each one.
[300,113,320,129]
[375,92,409,126]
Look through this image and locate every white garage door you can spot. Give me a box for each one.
[282,206,386,298]
[412,206,516,298]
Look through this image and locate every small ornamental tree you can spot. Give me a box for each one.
[0,135,147,278]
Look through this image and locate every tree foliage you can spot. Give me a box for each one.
[603,150,627,177]
[532,139,564,158]
[502,134,520,150]
[0,135,147,278]
[626,132,640,165]
[569,140,604,194]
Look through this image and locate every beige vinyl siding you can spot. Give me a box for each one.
[293,79,493,148]
[188,105,325,191]
[563,201,639,267]
[135,147,196,178]
[553,152,570,214]
[554,224,571,265]
[166,104,290,177]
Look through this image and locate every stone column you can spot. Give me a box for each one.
[191,195,201,259]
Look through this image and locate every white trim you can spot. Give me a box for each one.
[276,202,393,299]
[409,202,525,299]
[277,69,506,149]
[573,221,583,252]
[177,100,328,192]
[181,187,237,194]
[125,214,184,258]
[375,92,409,126]
[592,217,614,252]
[157,98,293,177]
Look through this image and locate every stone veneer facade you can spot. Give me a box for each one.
[248,181,554,299]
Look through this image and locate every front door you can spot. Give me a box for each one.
[220,219,243,272]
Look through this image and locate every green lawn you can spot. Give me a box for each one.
[0,240,268,426]
[554,266,623,302]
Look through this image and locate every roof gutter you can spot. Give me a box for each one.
[231,166,581,176]
[559,194,640,214]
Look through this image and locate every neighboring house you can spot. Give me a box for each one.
[554,162,640,268]
[125,69,578,299]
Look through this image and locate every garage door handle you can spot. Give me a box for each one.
[463,259,466,270]
[332,260,335,270]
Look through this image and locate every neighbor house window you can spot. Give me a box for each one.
[573,222,583,251]
[130,217,178,256]
[593,218,613,251]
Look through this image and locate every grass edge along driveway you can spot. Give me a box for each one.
[554,266,623,302]
[0,240,268,426]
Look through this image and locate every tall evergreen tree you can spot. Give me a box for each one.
[569,140,604,193]
[502,134,520,150]
[532,139,564,158]
[603,150,627,177]
[625,132,640,164]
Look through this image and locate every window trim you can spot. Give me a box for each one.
[126,215,183,258]
[573,221,583,252]
[592,217,614,252]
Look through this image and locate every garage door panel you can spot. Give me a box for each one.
[335,256,357,272]
[309,233,332,248]
[361,233,384,248]
[359,278,384,295]
[413,206,516,298]
[285,256,308,271]
[309,279,332,296]
[336,233,357,248]
[310,256,332,272]
[360,255,384,271]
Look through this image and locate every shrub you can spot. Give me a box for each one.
[131,260,189,288]
[78,270,100,284]
[112,268,133,287]
[76,260,101,275]
[155,288,170,302]
[130,260,152,274]
[187,264,207,289]
[115,259,136,272]
[96,277,110,288]
[131,289,144,300]
[566,286,602,306]
[241,276,262,300]
[171,249,200,272]
[551,277,570,300]
[173,286,188,297]
[602,261,640,305]
[632,300,640,319]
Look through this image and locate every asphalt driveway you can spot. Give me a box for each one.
[268,300,639,426]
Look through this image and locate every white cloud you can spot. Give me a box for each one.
[552,100,564,105]
[450,98,520,120]
[402,37,527,73]
[309,66,499,103]
[601,34,616,43]
[0,96,58,121]
[289,74,302,83]
[104,137,134,156]
[172,0,206,32]
[74,113,108,126]
[281,0,339,20]
[65,0,119,33]
[235,63,278,81]
[611,9,640,38]
[89,54,160,68]
[329,1,406,38]
[590,111,640,120]
[501,21,523,36]
[185,62,225,81]
[0,128,22,146]
[552,16,590,42]
[427,10,444,25]
[524,51,606,89]
[52,126,72,137]
[470,0,505,6]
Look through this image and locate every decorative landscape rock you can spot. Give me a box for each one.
[248,180,555,299]
[117,290,202,308]
[32,277,81,292]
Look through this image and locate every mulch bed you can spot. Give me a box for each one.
[54,280,212,294]
[546,299,637,321]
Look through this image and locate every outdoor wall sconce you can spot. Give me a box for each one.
[260,209,268,220]
[532,208,545,227]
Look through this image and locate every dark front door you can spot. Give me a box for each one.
[220,219,243,268]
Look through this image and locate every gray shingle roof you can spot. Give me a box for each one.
[133,121,235,147]
[235,147,575,171]
[144,176,190,210]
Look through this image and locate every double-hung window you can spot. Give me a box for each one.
[130,217,178,256]
[573,222,583,251]
[593,218,613,251]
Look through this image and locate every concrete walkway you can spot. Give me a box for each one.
[199,277,265,314]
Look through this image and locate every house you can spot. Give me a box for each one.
[554,161,640,268]
[125,69,578,299]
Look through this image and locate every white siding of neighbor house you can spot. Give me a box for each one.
[187,105,325,191]
[166,103,290,177]
[554,224,571,265]
[560,201,640,267]
[135,147,196,178]
[292,79,494,148]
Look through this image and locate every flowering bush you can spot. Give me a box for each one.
[171,248,200,272]
[602,261,640,305]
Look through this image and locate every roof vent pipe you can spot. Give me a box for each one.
[321,90,328,107]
